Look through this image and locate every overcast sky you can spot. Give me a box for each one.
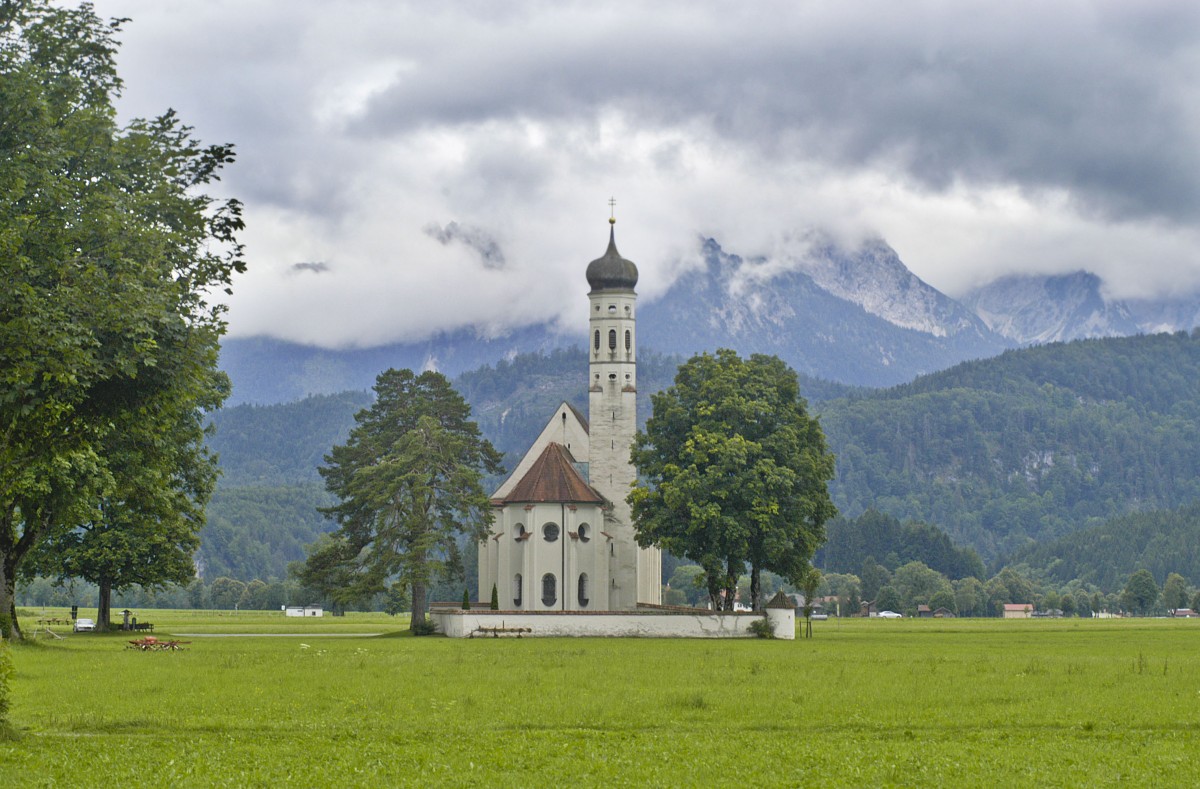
[92,0,1200,347]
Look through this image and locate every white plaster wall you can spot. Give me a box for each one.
[766,607,796,640]
[433,611,767,639]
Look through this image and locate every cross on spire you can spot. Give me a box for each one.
[608,197,616,224]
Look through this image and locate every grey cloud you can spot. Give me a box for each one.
[423,221,506,269]
[351,2,1200,226]
[290,261,332,274]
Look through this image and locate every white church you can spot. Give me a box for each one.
[477,218,663,611]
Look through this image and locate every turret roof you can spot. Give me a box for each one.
[585,222,638,293]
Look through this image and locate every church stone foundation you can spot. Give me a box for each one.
[431,609,790,639]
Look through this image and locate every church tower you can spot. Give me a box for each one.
[586,216,662,607]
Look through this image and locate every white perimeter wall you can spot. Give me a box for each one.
[432,609,796,639]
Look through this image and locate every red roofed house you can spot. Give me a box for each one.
[1003,603,1034,619]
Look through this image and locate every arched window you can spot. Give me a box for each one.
[578,523,590,542]
[542,574,557,607]
[608,329,617,350]
[543,522,559,542]
[578,573,590,608]
[593,330,600,351]
[513,574,523,607]
[625,330,631,351]
[514,523,526,540]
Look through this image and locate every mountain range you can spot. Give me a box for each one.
[219,233,1200,405]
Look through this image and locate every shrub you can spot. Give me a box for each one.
[748,615,776,639]
[411,618,439,636]
[462,589,471,610]
[490,584,499,611]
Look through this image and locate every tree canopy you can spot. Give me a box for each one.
[309,369,502,631]
[0,0,244,636]
[629,349,837,610]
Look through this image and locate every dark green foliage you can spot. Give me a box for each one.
[462,589,471,610]
[383,583,409,616]
[820,332,1200,560]
[207,392,373,486]
[0,0,243,636]
[315,369,502,631]
[818,509,984,580]
[1161,573,1189,611]
[1010,503,1200,592]
[630,350,837,610]
[489,584,499,611]
[201,485,336,581]
[747,616,776,639]
[1122,569,1159,615]
[410,618,439,636]
[875,586,901,612]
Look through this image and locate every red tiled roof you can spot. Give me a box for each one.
[497,443,606,505]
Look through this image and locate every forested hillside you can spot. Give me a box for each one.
[820,331,1200,560]
[199,332,1200,581]
[207,391,373,486]
[1009,503,1200,591]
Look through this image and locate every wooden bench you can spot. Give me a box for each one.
[132,622,154,632]
[470,625,532,638]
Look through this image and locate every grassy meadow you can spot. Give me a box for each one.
[4,612,1199,786]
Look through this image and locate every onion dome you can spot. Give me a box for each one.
[586,219,638,293]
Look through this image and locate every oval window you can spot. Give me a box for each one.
[543,522,559,542]
[578,523,590,543]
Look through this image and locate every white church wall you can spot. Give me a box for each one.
[432,610,773,639]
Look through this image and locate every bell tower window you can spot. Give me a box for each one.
[625,330,631,351]
[593,330,600,351]
[608,329,617,350]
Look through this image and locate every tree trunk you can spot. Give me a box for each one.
[0,552,19,639]
[750,565,761,612]
[410,581,427,631]
[97,578,112,630]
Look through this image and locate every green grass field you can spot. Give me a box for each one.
[4,612,1199,786]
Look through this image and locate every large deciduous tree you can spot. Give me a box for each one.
[312,369,502,632]
[629,349,837,611]
[0,1,244,637]
[1121,568,1159,616]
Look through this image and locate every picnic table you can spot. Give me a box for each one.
[36,617,72,626]
[127,636,190,651]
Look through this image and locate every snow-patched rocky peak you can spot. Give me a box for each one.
[961,272,1141,345]
[760,231,992,339]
